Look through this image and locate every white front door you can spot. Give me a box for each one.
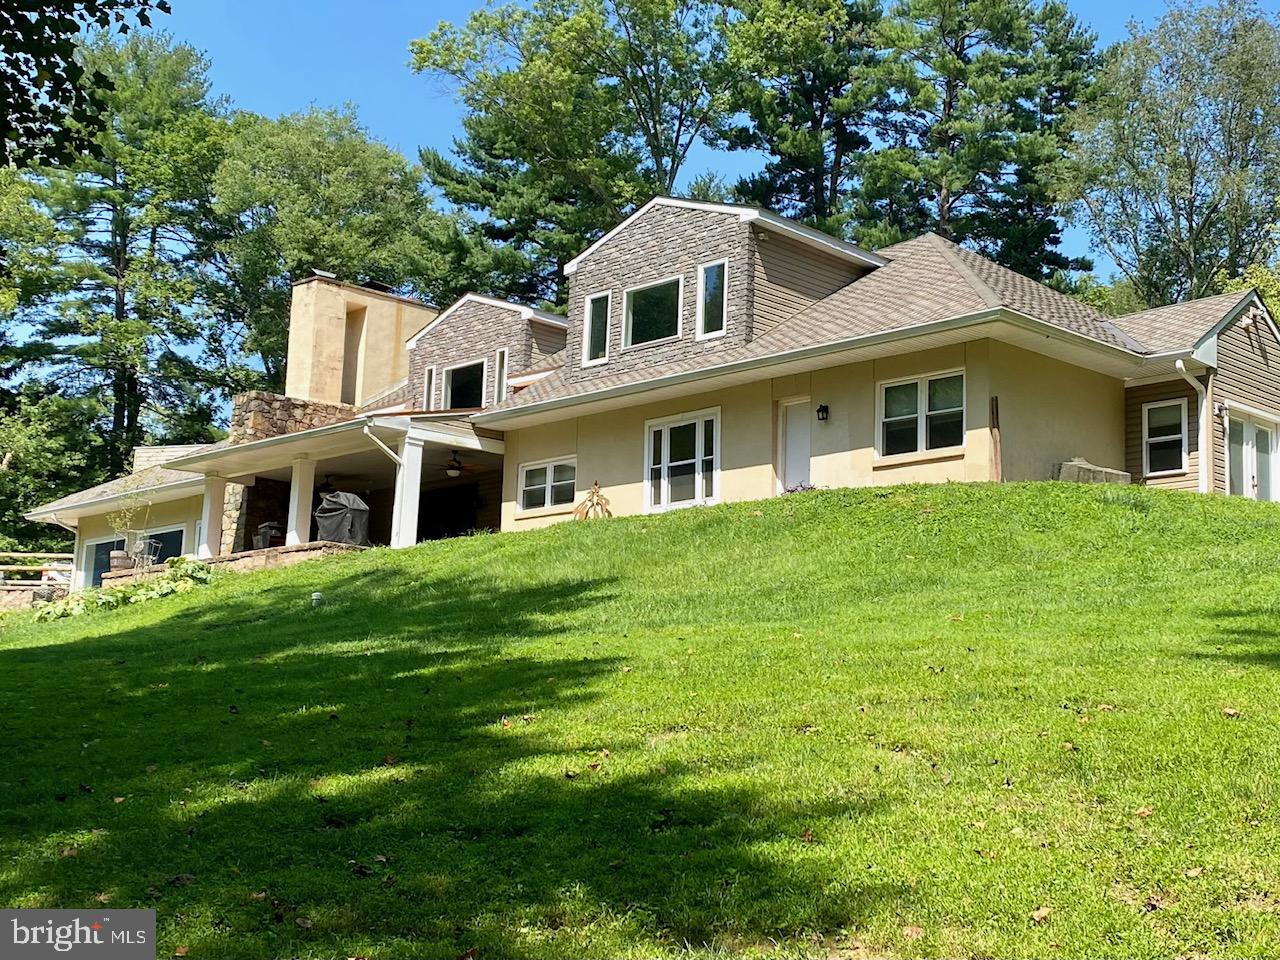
[1229,418,1276,501]
[780,399,811,491]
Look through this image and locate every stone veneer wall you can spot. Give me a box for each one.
[219,392,358,553]
[561,203,752,386]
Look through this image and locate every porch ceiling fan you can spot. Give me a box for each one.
[442,450,484,478]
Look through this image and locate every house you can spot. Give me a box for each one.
[25,198,1280,591]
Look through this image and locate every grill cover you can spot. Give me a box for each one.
[313,491,370,546]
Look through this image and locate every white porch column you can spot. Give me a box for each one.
[390,437,425,549]
[197,475,228,559]
[286,457,317,546]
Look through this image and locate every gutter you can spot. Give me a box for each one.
[1176,359,1210,493]
[24,477,205,523]
[477,307,1168,428]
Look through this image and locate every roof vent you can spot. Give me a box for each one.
[311,268,337,279]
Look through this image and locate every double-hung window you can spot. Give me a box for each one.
[646,408,719,512]
[519,459,576,511]
[879,371,965,456]
[1142,398,1188,476]
[697,260,727,339]
[584,292,610,364]
[624,276,681,347]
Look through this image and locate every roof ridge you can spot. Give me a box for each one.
[922,234,1002,309]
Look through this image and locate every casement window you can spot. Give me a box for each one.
[519,458,577,511]
[646,408,719,512]
[879,371,965,456]
[422,367,435,409]
[624,276,682,347]
[697,260,727,339]
[494,349,508,404]
[584,292,610,365]
[443,360,485,410]
[1142,398,1188,476]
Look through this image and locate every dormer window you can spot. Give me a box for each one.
[624,276,682,347]
[584,292,609,365]
[697,260,727,339]
[443,360,486,410]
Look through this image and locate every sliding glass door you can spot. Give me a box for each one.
[1228,418,1275,501]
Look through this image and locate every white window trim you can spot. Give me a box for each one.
[77,532,126,591]
[516,456,578,516]
[1225,407,1280,497]
[582,291,611,367]
[442,357,488,411]
[643,406,721,514]
[494,348,508,404]
[874,368,966,459]
[695,258,729,341]
[422,366,435,410]
[1142,397,1189,478]
[622,274,684,350]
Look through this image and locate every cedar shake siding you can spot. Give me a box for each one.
[749,228,865,338]
[1124,379,1204,491]
[1210,305,1280,494]
[563,203,752,385]
[408,301,566,410]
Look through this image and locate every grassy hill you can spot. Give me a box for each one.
[2,483,1279,959]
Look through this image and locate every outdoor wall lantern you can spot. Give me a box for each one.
[816,404,830,422]
[445,452,463,478]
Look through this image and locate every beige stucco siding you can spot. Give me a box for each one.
[73,495,204,590]
[501,341,1000,531]
[1210,307,1280,493]
[988,341,1125,481]
[285,280,436,407]
[1124,380,1203,491]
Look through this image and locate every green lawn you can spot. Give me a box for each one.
[2,483,1279,959]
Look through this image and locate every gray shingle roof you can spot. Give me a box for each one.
[26,462,205,517]
[1109,290,1254,353]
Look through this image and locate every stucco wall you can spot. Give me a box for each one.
[989,341,1126,481]
[501,340,999,531]
[284,279,437,407]
[73,495,204,590]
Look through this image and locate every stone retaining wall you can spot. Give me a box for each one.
[0,585,68,611]
[101,541,366,587]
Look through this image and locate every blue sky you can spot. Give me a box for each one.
[157,0,1204,271]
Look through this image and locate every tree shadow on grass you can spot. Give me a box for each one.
[1194,608,1280,669]
[0,568,908,958]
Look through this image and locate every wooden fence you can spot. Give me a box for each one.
[0,551,74,587]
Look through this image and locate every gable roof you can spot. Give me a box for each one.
[562,196,887,276]
[1108,290,1260,353]
[405,294,567,349]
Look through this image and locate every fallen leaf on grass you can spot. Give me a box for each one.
[113,796,126,804]
[1031,906,1052,924]
[1135,806,1154,818]
[1222,707,1241,719]
[1184,867,1203,879]
[381,754,398,767]
[294,917,312,929]
[174,947,189,957]
[564,769,578,780]
[800,828,815,843]
[59,847,78,858]
[455,949,478,960]
[145,764,158,773]
[1098,703,1116,712]
[902,925,924,940]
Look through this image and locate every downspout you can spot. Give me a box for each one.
[363,425,402,467]
[1176,360,1209,493]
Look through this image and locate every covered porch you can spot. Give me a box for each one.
[166,415,504,558]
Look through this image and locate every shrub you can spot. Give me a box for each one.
[35,556,213,622]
